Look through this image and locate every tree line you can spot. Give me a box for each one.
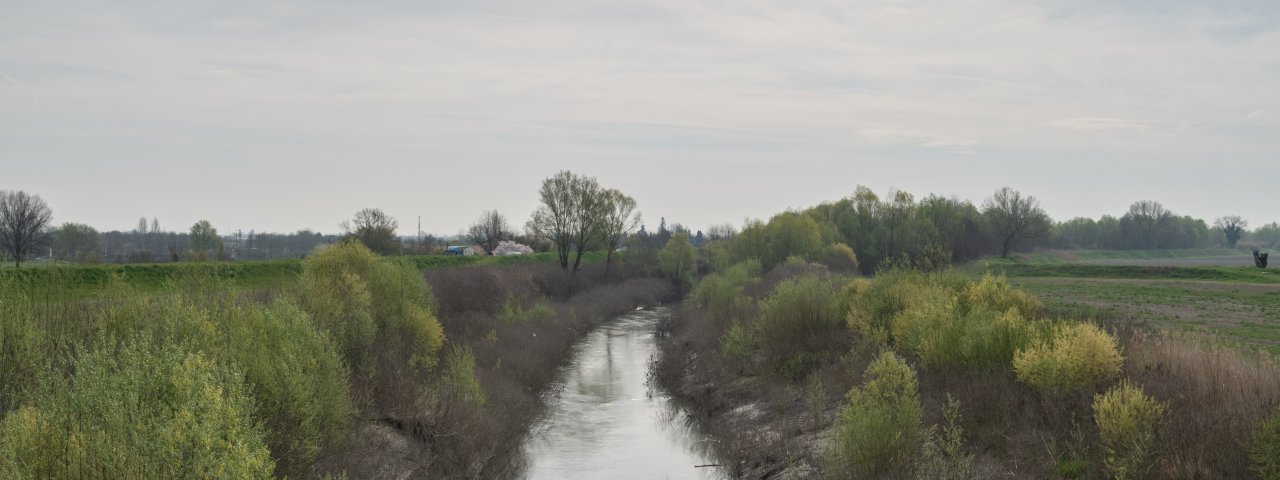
[2,182,1275,269]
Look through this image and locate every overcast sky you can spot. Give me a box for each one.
[3,0,1277,236]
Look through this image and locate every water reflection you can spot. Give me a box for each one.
[521,308,724,480]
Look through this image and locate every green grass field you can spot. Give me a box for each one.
[966,252,1280,352]
[0,251,608,296]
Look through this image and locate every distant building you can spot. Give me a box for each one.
[444,245,477,256]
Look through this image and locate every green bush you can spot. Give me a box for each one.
[827,351,923,478]
[659,232,697,288]
[1093,381,1168,480]
[963,273,1042,317]
[498,294,555,324]
[693,259,761,322]
[299,242,444,373]
[1014,322,1123,392]
[844,271,1038,370]
[228,300,352,477]
[0,344,274,478]
[847,269,930,344]
[1251,404,1280,480]
[442,345,486,409]
[753,274,843,378]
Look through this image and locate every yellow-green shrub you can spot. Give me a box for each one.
[1251,405,1280,480]
[299,243,444,373]
[821,242,859,272]
[441,345,486,409]
[827,351,923,478]
[694,259,761,322]
[228,301,352,477]
[1014,322,1123,392]
[0,344,274,478]
[300,266,376,368]
[963,273,1042,317]
[1093,381,1168,480]
[847,269,930,344]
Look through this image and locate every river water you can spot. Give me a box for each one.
[521,307,724,480]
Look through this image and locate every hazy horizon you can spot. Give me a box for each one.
[4,1,1277,236]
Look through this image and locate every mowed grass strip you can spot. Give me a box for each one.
[1010,277,1280,351]
[971,260,1280,284]
[0,251,608,295]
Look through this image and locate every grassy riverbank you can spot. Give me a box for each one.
[656,258,1280,479]
[0,244,660,478]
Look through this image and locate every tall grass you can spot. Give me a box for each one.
[0,343,275,478]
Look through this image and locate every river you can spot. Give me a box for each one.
[520,307,723,479]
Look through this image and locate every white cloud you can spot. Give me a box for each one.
[1048,117,1154,131]
[2,0,1278,232]
[858,129,978,154]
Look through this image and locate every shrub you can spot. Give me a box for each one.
[692,259,761,322]
[441,345,486,409]
[228,301,353,477]
[847,269,929,344]
[1014,322,1123,392]
[0,344,274,478]
[867,277,1037,370]
[1093,381,1168,480]
[916,395,975,480]
[299,242,444,373]
[963,273,1042,317]
[827,351,923,478]
[720,322,756,361]
[1251,405,1280,479]
[821,242,859,272]
[753,274,843,378]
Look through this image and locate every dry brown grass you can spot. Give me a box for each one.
[1123,330,1280,478]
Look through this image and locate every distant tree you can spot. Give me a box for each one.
[1122,200,1174,249]
[706,223,737,241]
[658,232,696,291]
[598,189,641,277]
[0,190,53,267]
[764,211,823,268]
[52,223,101,262]
[526,171,606,275]
[341,208,401,256]
[493,240,534,256]
[189,220,221,260]
[1214,216,1248,248]
[982,187,1051,258]
[879,190,915,258]
[655,217,671,246]
[467,210,511,255]
[1254,222,1280,247]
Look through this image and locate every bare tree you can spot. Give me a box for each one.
[1213,216,1248,248]
[467,210,511,254]
[341,208,401,255]
[982,187,1051,258]
[0,190,54,267]
[527,171,606,275]
[598,189,641,277]
[706,223,737,241]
